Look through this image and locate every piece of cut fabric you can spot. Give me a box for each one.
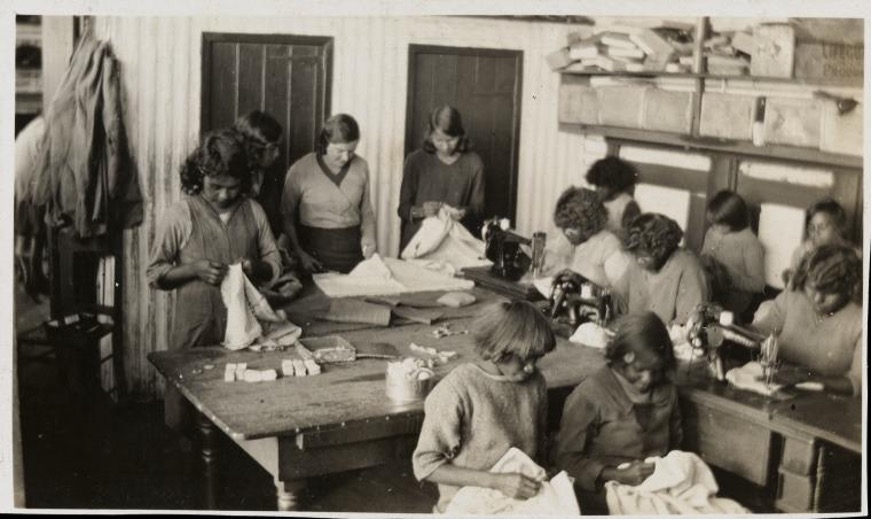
[604,451,749,515]
[400,207,491,272]
[444,447,580,516]
[324,299,392,327]
[725,361,784,396]
[436,291,476,308]
[314,254,474,298]
[221,263,301,351]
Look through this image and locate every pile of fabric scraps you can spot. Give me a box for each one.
[445,447,579,516]
[221,263,302,351]
[410,342,458,367]
[388,357,435,382]
[259,271,303,305]
[400,206,492,273]
[604,451,749,515]
[430,324,468,339]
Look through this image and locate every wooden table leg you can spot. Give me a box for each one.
[197,412,220,510]
[275,478,305,511]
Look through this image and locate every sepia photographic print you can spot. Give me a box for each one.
[4,0,868,516]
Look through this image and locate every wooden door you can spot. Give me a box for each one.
[405,45,523,228]
[201,33,332,231]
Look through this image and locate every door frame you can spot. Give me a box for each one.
[404,44,523,221]
[200,32,334,139]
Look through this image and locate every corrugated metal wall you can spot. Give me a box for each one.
[92,16,605,398]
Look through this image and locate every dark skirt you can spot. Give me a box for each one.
[298,224,363,274]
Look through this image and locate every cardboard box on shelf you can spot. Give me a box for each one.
[699,92,756,140]
[751,24,795,78]
[643,89,695,134]
[794,42,863,81]
[763,97,821,148]
[598,85,646,128]
[819,99,863,156]
[558,76,598,125]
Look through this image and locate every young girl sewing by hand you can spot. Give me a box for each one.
[412,300,557,513]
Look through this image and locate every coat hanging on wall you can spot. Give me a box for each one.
[30,29,143,239]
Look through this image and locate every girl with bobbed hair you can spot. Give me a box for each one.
[548,186,629,290]
[398,105,485,250]
[148,129,281,432]
[233,110,284,233]
[413,301,556,513]
[700,190,765,318]
[553,312,682,514]
[281,113,377,274]
[752,244,862,396]
[785,198,853,281]
[615,213,709,325]
[584,156,641,234]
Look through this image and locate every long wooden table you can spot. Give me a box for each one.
[149,288,863,513]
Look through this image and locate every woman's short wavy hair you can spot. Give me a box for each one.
[180,129,251,196]
[790,243,861,304]
[473,300,556,364]
[585,156,639,195]
[804,197,849,241]
[422,105,472,154]
[553,187,608,237]
[316,114,360,155]
[623,213,683,260]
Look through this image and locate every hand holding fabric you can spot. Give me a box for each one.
[491,472,543,500]
[193,259,227,286]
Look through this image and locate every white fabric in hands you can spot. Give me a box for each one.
[400,206,491,272]
[444,447,580,516]
[220,263,301,350]
[604,450,749,515]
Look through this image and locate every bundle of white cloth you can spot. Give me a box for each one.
[445,447,580,516]
[401,206,492,274]
[604,450,749,515]
[220,263,302,351]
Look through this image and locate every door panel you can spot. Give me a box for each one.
[406,46,523,228]
[202,33,332,233]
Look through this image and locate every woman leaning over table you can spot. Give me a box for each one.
[281,114,376,274]
[613,213,709,326]
[751,244,862,397]
[397,105,485,251]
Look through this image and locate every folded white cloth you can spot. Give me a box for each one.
[445,447,580,516]
[221,263,301,351]
[725,361,784,396]
[569,322,610,349]
[605,451,749,515]
[401,207,492,272]
[313,254,473,298]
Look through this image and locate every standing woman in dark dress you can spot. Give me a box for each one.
[281,114,377,274]
[233,110,283,235]
[397,105,485,251]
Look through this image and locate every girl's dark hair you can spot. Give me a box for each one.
[585,156,639,195]
[316,114,360,155]
[623,213,683,260]
[706,190,750,232]
[604,312,675,371]
[422,105,472,154]
[473,301,556,364]
[804,198,849,241]
[553,187,608,236]
[790,243,861,304]
[180,129,251,196]
[234,110,282,144]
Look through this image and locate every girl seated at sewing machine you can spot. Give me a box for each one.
[751,244,862,397]
[552,312,682,514]
[547,187,630,291]
[412,300,556,513]
[614,213,709,326]
[700,190,765,320]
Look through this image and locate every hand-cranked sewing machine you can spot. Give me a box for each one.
[481,218,546,281]
[685,303,766,381]
[547,270,613,327]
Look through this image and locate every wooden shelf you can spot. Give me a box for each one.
[560,70,863,89]
[560,123,863,169]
